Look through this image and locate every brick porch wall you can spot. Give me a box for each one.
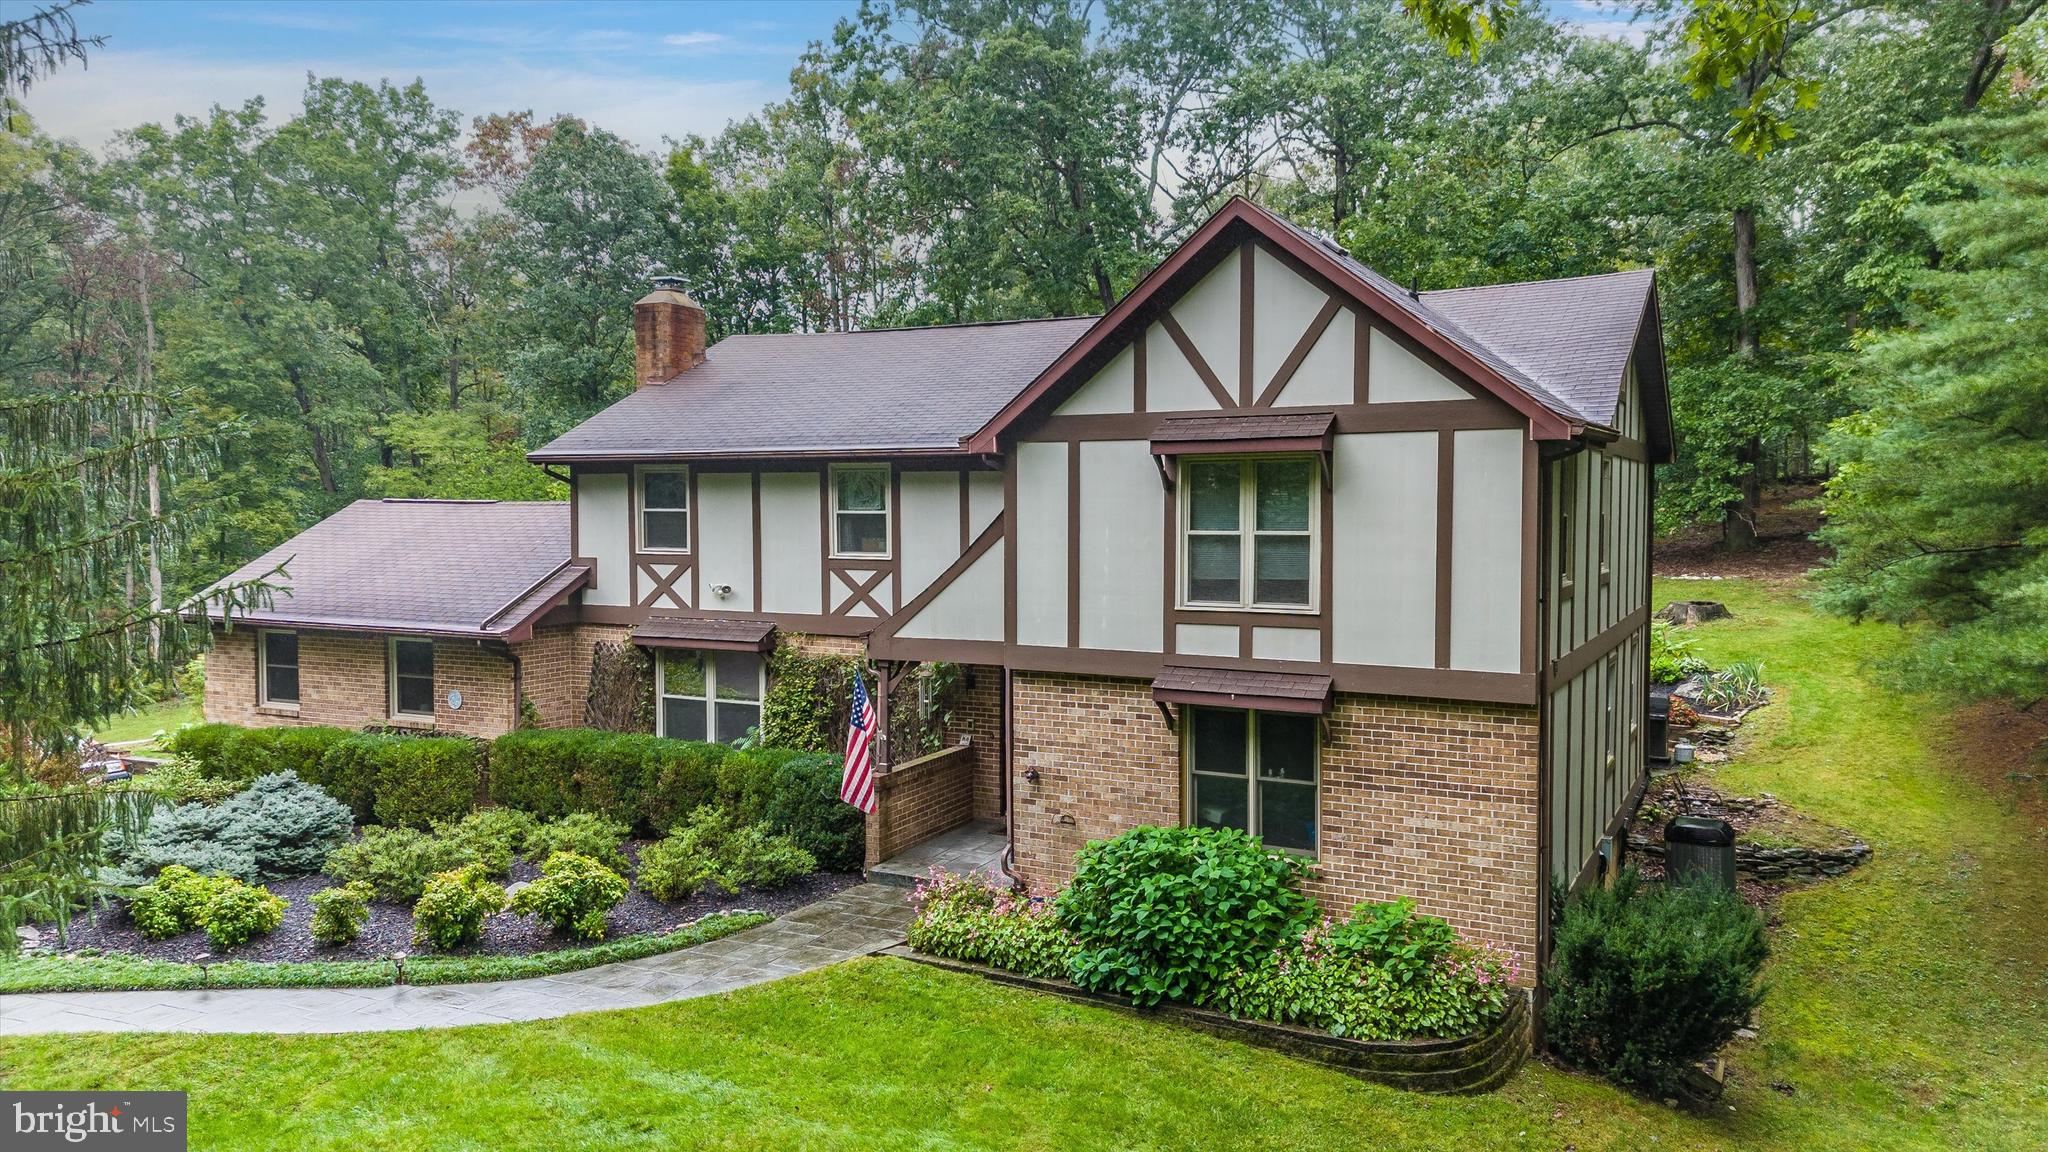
[514,620,632,729]
[951,664,1004,820]
[203,628,516,738]
[1007,670,1542,978]
[863,744,976,868]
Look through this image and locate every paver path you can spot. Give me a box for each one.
[0,883,911,1036]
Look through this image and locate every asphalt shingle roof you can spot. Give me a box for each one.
[207,499,571,636]
[1420,269,1656,428]
[530,317,1100,461]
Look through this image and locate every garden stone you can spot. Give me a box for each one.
[16,925,40,949]
[1658,600,1733,626]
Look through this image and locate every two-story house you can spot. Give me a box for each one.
[202,198,1670,977]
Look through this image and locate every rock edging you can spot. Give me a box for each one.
[884,945,1529,1094]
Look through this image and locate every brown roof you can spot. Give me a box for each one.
[530,317,1099,462]
[1152,666,1334,714]
[631,617,777,652]
[205,499,573,638]
[1419,269,1657,429]
[1152,411,1335,455]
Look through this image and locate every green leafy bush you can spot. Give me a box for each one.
[136,758,244,806]
[433,808,538,877]
[310,881,375,946]
[129,864,230,939]
[510,851,628,941]
[763,752,863,871]
[567,732,656,825]
[1206,901,1518,1040]
[1649,620,1710,685]
[264,727,355,788]
[1056,825,1317,1006]
[200,882,286,949]
[641,739,730,831]
[314,733,397,820]
[322,826,470,903]
[412,864,507,949]
[162,723,240,777]
[485,729,596,819]
[635,807,815,901]
[1543,870,1769,1094]
[527,812,631,872]
[907,870,1074,980]
[115,771,352,883]
[370,736,481,828]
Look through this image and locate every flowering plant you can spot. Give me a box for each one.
[907,868,1075,980]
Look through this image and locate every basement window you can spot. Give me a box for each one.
[260,630,299,707]
[658,648,765,745]
[1185,707,1319,854]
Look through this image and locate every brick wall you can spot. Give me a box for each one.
[1007,670,1542,979]
[863,743,976,868]
[514,620,632,729]
[951,664,1004,820]
[203,628,516,738]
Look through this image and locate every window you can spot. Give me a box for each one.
[260,630,299,706]
[1185,707,1319,853]
[1598,457,1613,584]
[1182,457,1316,609]
[831,465,890,557]
[1558,459,1578,598]
[389,637,435,719]
[639,467,689,552]
[658,649,765,744]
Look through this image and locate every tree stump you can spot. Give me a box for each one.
[1657,600,1733,626]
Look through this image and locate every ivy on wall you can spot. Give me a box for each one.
[761,646,862,752]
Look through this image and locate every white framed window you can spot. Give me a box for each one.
[657,648,766,744]
[1184,706,1319,854]
[1180,457,1318,610]
[388,637,435,719]
[638,466,690,553]
[830,464,891,558]
[259,629,299,707]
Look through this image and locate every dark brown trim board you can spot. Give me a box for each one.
[1434,429,1454,670]
[875,517,1005,635]
[1157,311,1237,410]
[1549,606,1650,686]
[1238,240,1255,406]
[1066,442,1081,648]
[577,604,878,639]
[1030,399,1521,444]
[993,643,1538,705]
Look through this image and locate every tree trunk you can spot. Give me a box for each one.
[290,365,337,494]
[1732,207,1759,356]
[139,249,162,662]
[1722,435,1764,551]
[1722,207,1764,549]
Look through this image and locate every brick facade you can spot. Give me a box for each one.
[516,619,632,729]
[203,627,517,739]
[1007,670,1541,979]
[863,744,976,868]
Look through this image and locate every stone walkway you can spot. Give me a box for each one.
[0,883,912,1036]
[868,819,1009,887]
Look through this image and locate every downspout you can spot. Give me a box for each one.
[999,665,1020,889]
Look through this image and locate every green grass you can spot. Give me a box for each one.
[0,914,767,993]
[88,696,199,747]
[3,580,2043,1151]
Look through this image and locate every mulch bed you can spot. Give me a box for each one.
[31,842,860,964]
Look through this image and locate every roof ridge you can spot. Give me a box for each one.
[720,315,1099,339]
[1420,267,1656,296]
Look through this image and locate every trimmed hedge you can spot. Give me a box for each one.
[371,737,481,828]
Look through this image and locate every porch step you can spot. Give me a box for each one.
[868,820,1008,887]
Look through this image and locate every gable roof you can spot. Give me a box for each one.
[204,499,583,641]
[529,317,1098,462]
[965,197,1667,457]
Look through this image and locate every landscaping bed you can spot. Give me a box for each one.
[1630,776,1871,890]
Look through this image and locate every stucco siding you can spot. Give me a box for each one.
[1332,431,1437,667]
[1015,441,1069,647]
[1077,440,1163,652]
[1450,427,1524,673]
[576,472,630,606]
[898,470,963,602]
[1368,328,1469,403]
[759,471,821,615]
[697,472,754,613]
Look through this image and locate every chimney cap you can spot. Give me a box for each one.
[651,274,688,292]
[637,275,704,311]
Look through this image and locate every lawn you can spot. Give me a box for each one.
[88,695,199,746]
[4,579,2044,1151]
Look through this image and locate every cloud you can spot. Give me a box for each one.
[663,32,727,48]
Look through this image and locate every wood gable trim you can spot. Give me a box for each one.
[964,197,1579,454]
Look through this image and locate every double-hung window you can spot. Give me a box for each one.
[260,630,299,707]
[639,467,689,552]
[1183,458,1316,609]
[831,465,890,558]
[389,637,435,719]
[1186,707,1319,853]
[658,649,765,744]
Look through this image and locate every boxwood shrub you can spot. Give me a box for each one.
[485,729,591,819]
[162,723,240,777]
[370,736,481,828]
[642,739,730,831]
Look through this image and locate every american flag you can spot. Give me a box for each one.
[840,670,877,813]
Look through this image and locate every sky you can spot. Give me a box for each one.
[22,1,1650,155]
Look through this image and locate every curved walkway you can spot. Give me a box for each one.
[0,883,911,1036]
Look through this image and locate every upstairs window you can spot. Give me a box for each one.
[658,649,765,744]
[832,465,891,558]
[389,638,435,719]
[260,630,299,706]
[1186,707,1319,854]
[1183,458,1316,609]
[1598,457,1613,585]
[639,467,689,552]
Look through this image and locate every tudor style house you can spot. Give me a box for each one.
[202,197,1670,979]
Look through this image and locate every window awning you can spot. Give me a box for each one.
[632,617,777,653]
[1149,411,1335,458]
[1151,666,1334,714]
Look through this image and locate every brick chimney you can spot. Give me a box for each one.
[634,275,707,386]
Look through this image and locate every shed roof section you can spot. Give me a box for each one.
[204,500,573,638]
[1152,666,1335,714]
[529,317,1098,462]
[631,617,778,652]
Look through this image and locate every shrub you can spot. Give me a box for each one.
[1056,825,1317,1006]
[1543,870,1769,1094]
[310,881,375,946]
[116,771,351,884]
[636,807,815,900]
[568,732,655,825]
[485,729,591,819]
[1648,620,1710,685]
[433,808,538,878]
[162,723,240,777]
[907,870,1074,980]
[263,727,354,787]
[200,882,286,949]
[316,733,398,821]
[412,864,507,949]
[510,851,628,941]
[323,826,471,903]
[371,736,481,828]
[1696,661,1769,713]
[129,865,230,939]
[1206,902,1518,1040]
[174,654,206,700]
[527,812,632,872]
[135,758,244,806]
[641,739,729,831]
[763,751,862,871]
